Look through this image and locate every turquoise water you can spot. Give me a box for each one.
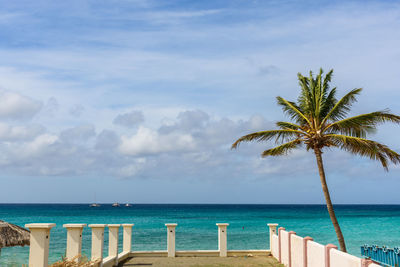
[1,204,399,266]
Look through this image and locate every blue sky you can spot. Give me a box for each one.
[0,0,400,203]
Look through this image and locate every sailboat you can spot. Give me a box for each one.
[112,203,120,207]
[90,193,100,207]
[125,203,132,207]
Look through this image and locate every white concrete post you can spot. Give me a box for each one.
[325,244,338,267]
[288,231,296,267]
[108,224,120,263]
[89,224,106,262]
[25,223,56,267]
[278,227,286,263]
[216,223,229,257]
[63,224,86,262]
[165,223,177,257]
[122,224,134,253]
[267,223,278,249]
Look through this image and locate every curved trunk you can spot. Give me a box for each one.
[314,148,347,252]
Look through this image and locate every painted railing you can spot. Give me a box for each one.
[361,245,400,267]
[268,224,382,267]
[24,222,389,267]
[24,222,270,267]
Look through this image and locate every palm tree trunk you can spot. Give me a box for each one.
[314,148,347,252]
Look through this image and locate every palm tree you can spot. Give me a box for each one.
[232,69,400,252]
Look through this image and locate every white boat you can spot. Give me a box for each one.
[125,203,132,207]
[112,203,120,207]
[90,193,100,207]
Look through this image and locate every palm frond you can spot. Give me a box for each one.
[276,121,303,130]
[325,111,400,137]
[276,96,311,126]
[261,140,302,157]
[327,134,400,170]
[321,88,362,125]
[297,73,314,114]
[319,87,337,120]
[231,129,303,149]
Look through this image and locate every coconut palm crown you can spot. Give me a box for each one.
[232,69,400,252]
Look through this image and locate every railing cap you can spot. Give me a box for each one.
[89,224,107,228]
[122,223,134,227]
[165,223,178,227]
[326,244,338,249]
[108,224,121,227]
[267,223,279,227]
[216,223,229,226]
[63,223,86,228]
[25,223,56,229]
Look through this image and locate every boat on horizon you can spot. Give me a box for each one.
[125,203,132,207]
[90,203,100,207]
[112,203,120,207]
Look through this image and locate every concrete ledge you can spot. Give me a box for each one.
[25,223,56,229]
[102,256,116,267]
[130,251,168,257]
[118,251,130,262]
[89,224,107,228]
[63,223,86,228]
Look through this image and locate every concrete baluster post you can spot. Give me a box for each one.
[108,224,121,265]
[325,244,338,267]
[216,223,229,257]
[267,223,278,251]
[25,223,56,267]
[303,236,313,267]
[278,227,285,263]
[165,223,177,257]
[89,224,106,262]
[122,224,134,253]
[288,231,296,267]
[63,224,86,262]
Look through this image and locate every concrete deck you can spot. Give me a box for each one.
[119,255,283,267]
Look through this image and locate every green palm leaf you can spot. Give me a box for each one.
[326,134,400,170]
[231,129,303,149]
[261,140,302,157]
[321,88,362,125]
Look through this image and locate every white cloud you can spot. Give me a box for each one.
[0,123,44,141]
[23,133,58,156]
[0,91,42,120]
[119,126,195,156]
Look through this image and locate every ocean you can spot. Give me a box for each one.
[0,204,399,266]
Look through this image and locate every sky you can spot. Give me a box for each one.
[0,0,400,203]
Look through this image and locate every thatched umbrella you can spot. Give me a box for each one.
[0,220,30,256]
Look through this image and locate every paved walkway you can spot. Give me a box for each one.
[119,256,282,267]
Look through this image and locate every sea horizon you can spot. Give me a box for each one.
[2,203,400,205]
